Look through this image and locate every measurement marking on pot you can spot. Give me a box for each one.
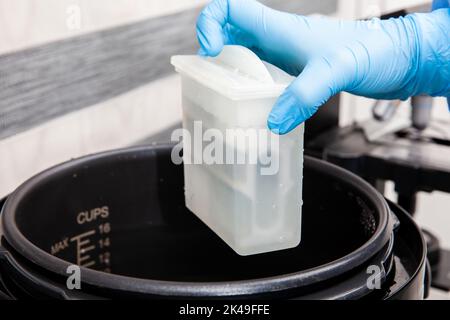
[70,230,96,267]
[80,245,95,253]
[50,237,69,255]
[48,209,113,273]
[82,261,96,268]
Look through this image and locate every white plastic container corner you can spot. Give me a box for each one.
[171,46,304,256]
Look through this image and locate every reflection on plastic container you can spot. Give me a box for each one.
[172,46,304,256]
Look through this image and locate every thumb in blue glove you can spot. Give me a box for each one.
[197,0,450,135]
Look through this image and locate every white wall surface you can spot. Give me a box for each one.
[0,75,182,198]
[0,0,207,55]
[0,0,198,198]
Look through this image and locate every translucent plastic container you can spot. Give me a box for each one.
[171,46,304,256]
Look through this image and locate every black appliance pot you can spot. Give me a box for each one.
[0,145,427,299]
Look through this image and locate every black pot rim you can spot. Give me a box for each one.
[384,199,428,299]
[1,145,393,297]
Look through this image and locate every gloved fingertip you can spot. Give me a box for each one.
[267,110,297,135]
[267,118,283,135]
[196,14,225,57]
[197,32,223,57]
[267,111,286,135]
[267,123,282,135]
[267,90,304,135]
[198,48,208,56]
[268,116,298,135]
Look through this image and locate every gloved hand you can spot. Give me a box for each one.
[196,0,450,134]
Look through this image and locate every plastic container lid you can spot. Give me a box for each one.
[171,45,294,100]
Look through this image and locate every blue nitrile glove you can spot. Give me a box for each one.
[196,0,450,134]
[433,0,450,10]
[432,0,450,108]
